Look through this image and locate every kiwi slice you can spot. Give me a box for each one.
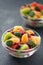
[6,40,13,47]
[29,11,35,17]
[28,40,36,48]
[14,32,21,37]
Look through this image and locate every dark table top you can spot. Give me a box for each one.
[0,0,43,65]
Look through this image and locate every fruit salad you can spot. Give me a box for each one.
[3,26,41,51]
[20,2,43,20]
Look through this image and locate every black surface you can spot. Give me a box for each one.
[0,0,43,65]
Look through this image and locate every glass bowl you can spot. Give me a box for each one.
[20,4,43,27]
[1,28,41,58]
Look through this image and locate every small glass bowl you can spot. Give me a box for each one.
[20,5,43,27]
[1,28,41,58]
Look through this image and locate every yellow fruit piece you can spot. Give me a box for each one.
[21,34,28,44]
[31,36,41,45]
[13,26,24,32]
[26,30,34,35]
[10,37,20,43]
[34,11,41,18]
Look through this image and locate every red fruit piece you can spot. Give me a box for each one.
[19,29,25,34]
[37,4,43,10]
[30,2,37,7]
[11,31,14,34]
[11,44,18,49]
[29,45,32,49]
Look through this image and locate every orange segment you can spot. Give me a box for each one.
[21,34,28,44]
[26,30,34,35]
[10,37,20,43]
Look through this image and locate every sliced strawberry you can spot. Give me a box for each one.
[30,2,37,7]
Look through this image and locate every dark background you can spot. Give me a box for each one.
[0,0,43,65]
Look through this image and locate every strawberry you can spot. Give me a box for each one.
[11,44,18,49]
[30,2,37,7]
[37,4,43,11]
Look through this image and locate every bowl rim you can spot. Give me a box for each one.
[20,4,43,21]
[1,27,41,52]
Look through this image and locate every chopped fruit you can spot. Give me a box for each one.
[31,36,41,45]
[21,7,31,15]
[6,40,13,47]
[29,11,35,17]
[3,26,41,51]
[11,33,17,38]
[13,26,24,32]
[34,11,41,18]
[19,29,25,34]
[4,32,12,42]
[10,37,20,43]
[21,34,28,44]
[19,44,29,50]
[11,44,20,49]
[28,40,36,48]
[14,32,21,37]
[20,2,43,20]
[11,44,18,49]
[26,30,34,35]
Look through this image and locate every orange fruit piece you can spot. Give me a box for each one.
[34,11,41,18]
[10,37,20,43]
[31,36,41,45]
[26,30,34,35]
[21,34,28,44]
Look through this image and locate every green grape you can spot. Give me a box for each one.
[29,11,35,17]
[20,44,29,50]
